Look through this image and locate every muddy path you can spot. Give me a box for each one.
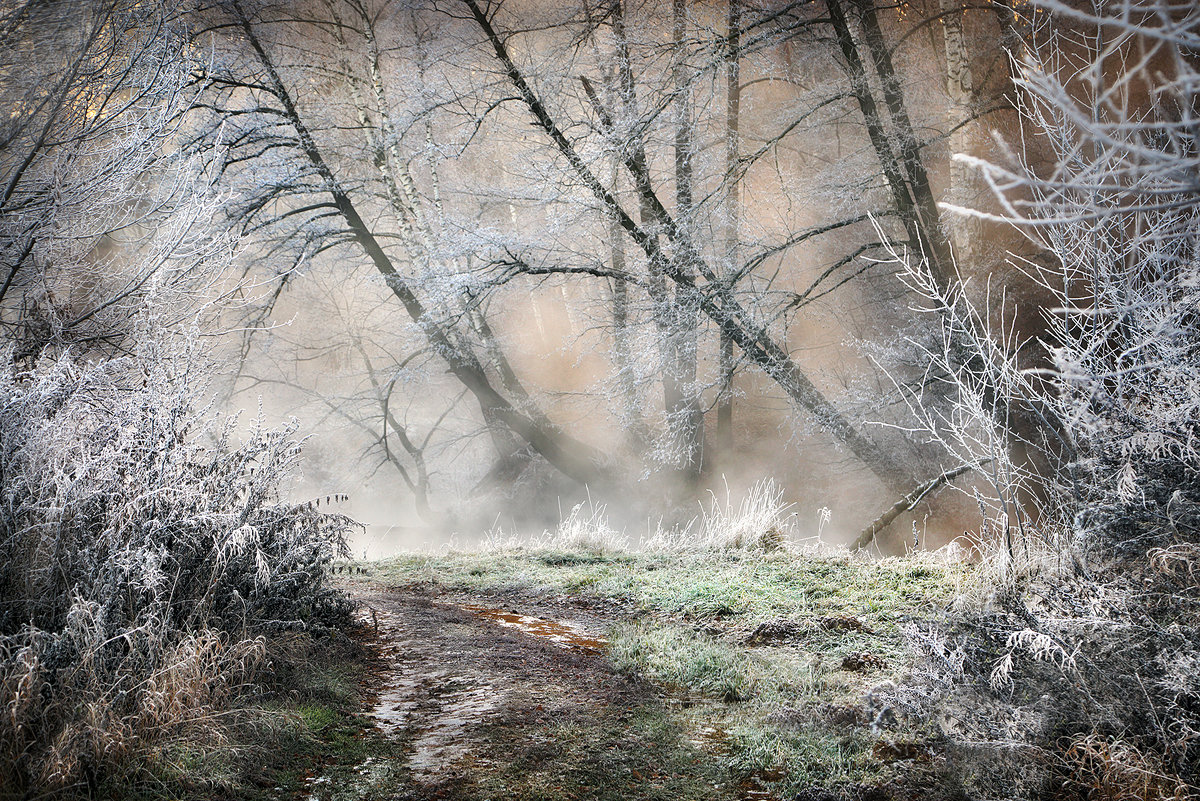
[328,584,740,801]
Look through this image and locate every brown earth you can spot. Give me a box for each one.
[341,584,743,801]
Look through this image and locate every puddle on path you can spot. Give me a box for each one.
[361,607,419,737]
[456,604,607,652]
[358,604,506,781]
[371,671,428,735]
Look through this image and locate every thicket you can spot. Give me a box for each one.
[0,3,358,795]
[0,342,354,796]
[871,1,1200,797]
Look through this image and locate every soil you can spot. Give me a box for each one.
[338,583,739,801]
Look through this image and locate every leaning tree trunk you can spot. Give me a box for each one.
[824,0,961,304]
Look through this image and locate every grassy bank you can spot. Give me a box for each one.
[353,545,970,798]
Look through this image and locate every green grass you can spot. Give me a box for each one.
[603,619,888,794]
[354,546,968,796]
[608,623,764,701]
[366,548,959,626]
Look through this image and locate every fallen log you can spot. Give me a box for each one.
[852,461,985,551]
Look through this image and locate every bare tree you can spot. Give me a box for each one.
[198,1,616,492]
[0,0,226,362]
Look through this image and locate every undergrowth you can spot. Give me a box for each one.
[0,345,355,797]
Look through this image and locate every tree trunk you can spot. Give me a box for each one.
[717,0,740,455]
[825,0,949,293]
[611,0,701,484]
[936,0,984,266]
[672,0,705,482]
[851,0,954,288]
[938,0,982,269]
[608,162,649,448]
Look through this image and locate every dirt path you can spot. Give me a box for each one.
[333,585,738,801]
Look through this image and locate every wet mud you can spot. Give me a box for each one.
[332,586,737,800]
[456,604,607,653]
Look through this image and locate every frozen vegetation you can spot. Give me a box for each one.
[2,0,1200,798]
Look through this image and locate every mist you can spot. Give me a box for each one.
[206,0,1040,559]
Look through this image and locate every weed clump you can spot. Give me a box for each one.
[538,501,629,554]
[641,479,795,553]
[0,349,354,796]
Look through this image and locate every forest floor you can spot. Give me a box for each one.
[279,548,973,801]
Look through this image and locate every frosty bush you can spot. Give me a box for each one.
[871,1,1200,796]
[0,346,353,795]
[945,0,1200,556]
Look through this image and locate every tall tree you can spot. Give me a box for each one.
[670,0,705,481]
[716,0,740,455]
[465,0,916,496]
[938,0,983,268]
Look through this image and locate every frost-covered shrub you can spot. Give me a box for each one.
[873,2,1200,796]
[949,1,1200,556]
[877,550,1199,798]
[0,346,353,795]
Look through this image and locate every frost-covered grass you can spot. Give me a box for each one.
[359,543,966,795]
[372,547,962,635]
